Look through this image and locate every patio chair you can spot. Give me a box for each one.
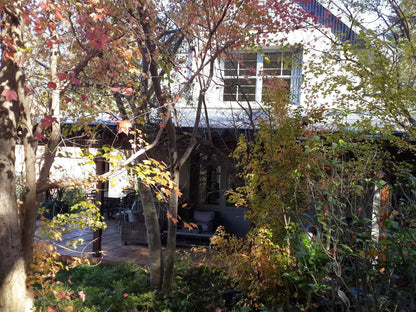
[112,189,136,220]
[121,200,168,245]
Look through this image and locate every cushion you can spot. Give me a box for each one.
[193,210,215,222]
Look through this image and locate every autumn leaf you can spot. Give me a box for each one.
[1,89,18,101]
[118,120,133,135]
[183,222,198,231]
[40,115,58,128]
[166,213,178,224]
[161,187,171,196]
[70,77,81,86]
[56,73,68,81]
[47,81,57,89]
[34,132,46,140]
[123,87,133,95]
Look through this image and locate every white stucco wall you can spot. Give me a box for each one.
[174,24,352,129]
[15,145,131,198]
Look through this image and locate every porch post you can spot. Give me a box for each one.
[93,154,108,257]
[371,183,382,242]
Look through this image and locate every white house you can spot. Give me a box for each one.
[172,0,357,235]
[15,0,357,235]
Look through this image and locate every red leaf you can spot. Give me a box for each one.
[48,22,56,31]
[86,33,96,41]
[39,2,47,10]
[34,132,46,140]
[22,13,31,23]
[64,97,71,103]
[123,87,133,96]
[46,41,54,47]
[1,89,18,101]
[23,86,32,94]
[70,77,81,86]
[56,73,68,81]
[111,86,121,92]
[55,11,63,20]
[40,115,58,128]
[81,95,88,101]
[47,81,57,89]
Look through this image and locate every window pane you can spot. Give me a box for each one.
[238,82,256,102]
[224,80,237,101]
[199,163,221,205]
[239,53,257,76]
[223,51,296,102]
[263,51,292,77]
[224,59,237,76]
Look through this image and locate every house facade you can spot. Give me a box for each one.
[15,0,357,236]
[173,0,357,235]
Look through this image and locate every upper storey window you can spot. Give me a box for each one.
[222,50,302,105]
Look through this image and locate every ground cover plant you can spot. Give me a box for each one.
[33,261,241,312]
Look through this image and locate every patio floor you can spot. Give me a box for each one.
[37,220,151,266]
[38,219,213,266]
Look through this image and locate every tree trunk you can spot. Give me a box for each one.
[161,167,180,292]
[36,27,61,194]
[19,67,38,271]
[0,3,33,310]
[139,182,163,290]
[161,119,179,292]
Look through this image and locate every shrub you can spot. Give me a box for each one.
[34,261,238,312]
[212,226,309,310]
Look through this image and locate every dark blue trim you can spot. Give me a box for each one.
[295,0,356,42]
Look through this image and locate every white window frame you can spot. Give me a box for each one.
[222,49,302,105]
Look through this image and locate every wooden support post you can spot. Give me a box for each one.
[93,155,108,257]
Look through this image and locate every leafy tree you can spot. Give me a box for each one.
[218,70,416,310]
[309,0,416,134]
[51,0,311,292]
[0,0,314,310]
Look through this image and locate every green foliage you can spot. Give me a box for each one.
[38,197,106,247]
[161,265,232,312]
[228,84,325,243]
[223,72,416,310]
[35,262,154,312]
[34,262,238,312]
[212,226,305,310]
[42,187,88,217]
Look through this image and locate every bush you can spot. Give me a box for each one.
[212,226,311,310]
[35,262,156,312]
[34,261,240,312]
[42,187,87,218]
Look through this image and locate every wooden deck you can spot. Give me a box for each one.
[39,220,152,266]
[37,220,213,266]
